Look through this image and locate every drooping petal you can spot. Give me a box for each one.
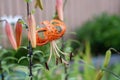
[5,21,17,50]
[56,0,63,21]
[15,19,22,48]
[27,14,36,48]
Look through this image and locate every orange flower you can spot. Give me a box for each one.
[15,19,22,48]
[28,14,36,48]
[36,19,66,45]
[56,0,63,21]
[36,19,68,64]
[5,21,17,50]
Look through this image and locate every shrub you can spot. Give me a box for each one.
[75,13,120,55]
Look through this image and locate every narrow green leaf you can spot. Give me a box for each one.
[3,57,18,61]
[18,56,28,63]
[33,64,43,67]
[0,49,8,59]
[33,50,44,56]
[33,66,44,71]
[19,46,28,50]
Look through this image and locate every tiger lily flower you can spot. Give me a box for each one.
[27,14,36,48]
[56,0,63,21]
[5,19,22,50]
[36,19,68,65]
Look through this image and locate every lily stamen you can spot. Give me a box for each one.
[47,41,68,65]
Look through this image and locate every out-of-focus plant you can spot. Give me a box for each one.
[0,48,18,80]
[1,0,120,80]
[95,49,111,80]
[75,13,120,54]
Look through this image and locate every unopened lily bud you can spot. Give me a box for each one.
[56,0,63,21]
[35,0,43,10]
[28,14,36,48]
[103,50,111,68]
[95,70,104,80]
[5,21,17,50]
[15,19,22,48]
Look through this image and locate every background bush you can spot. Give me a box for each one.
[74,13,120,55]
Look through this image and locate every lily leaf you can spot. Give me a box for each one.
[18,56,28,63]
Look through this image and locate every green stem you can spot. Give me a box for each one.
[28,41,33,80]
[26,2,33,80]
[64,64,68,80]
[0,60,4,80]
[61,37,68,80]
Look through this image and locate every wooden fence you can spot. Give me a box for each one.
[0,0,120,48]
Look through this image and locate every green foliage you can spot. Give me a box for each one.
[75,13,120,54]
[0,40,120,80]
[83,41,96,80]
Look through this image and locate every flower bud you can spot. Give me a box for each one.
[15,19,22,48]
[5,21,17,50]
[28,14,36,48]
[56,0,63,21]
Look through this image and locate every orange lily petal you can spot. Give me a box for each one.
[5,21,17,50]
[36,19,66,46]
[15,19,22,48]
[28,14,36,48]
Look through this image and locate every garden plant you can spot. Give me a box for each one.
[0,0,120,80]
